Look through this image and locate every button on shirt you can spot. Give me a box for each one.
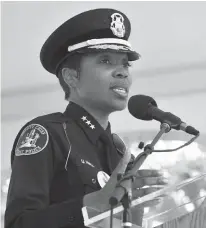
[5,102,124,228]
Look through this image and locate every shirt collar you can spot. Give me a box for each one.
[64,102,112,145]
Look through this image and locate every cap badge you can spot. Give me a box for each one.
[110,13,125,38]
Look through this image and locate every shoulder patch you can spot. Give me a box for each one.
[15,124,49,156]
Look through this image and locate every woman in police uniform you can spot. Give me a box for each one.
[5,8,167,228]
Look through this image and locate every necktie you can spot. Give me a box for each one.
[97,133,113,175]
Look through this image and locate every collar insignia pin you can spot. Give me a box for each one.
[90,124,95,130]
[86,120,91,125]
[81,116,87,121]
[81,116,95,130]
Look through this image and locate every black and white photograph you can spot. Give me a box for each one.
[1,1,206,228]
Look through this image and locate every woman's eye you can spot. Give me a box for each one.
[123,62,132,68]
[100,59,111,64]
[99,58,132,67]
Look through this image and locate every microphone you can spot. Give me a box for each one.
[128,95,199,136]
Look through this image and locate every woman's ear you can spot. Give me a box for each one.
[61,67,79,89]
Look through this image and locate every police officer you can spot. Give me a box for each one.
[5,8,167,228]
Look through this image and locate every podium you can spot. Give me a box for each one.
[82,173,206,228]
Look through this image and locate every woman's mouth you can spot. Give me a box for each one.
[110,86,128,98]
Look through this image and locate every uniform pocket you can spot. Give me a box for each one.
[75,158,102,194]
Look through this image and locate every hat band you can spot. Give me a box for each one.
[68,38,132,52]
[88,44,132,51]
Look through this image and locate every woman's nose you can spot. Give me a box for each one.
[112,69,129,79]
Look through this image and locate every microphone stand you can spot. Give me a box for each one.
[109,123,171,228]
[121,192,132,228]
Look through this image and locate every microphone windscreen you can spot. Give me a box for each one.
[128,95,157,120]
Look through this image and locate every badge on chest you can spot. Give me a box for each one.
[97,171,110,188]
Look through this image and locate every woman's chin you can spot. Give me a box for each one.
[109,98,128,112]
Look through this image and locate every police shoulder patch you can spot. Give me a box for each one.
[15,123,49,156]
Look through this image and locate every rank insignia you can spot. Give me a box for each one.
[81,116,95,130]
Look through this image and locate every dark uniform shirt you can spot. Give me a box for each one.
[5,102,127,228]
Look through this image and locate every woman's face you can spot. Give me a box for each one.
[75,51,133,113]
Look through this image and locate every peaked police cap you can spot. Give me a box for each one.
[40,8,140,75]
